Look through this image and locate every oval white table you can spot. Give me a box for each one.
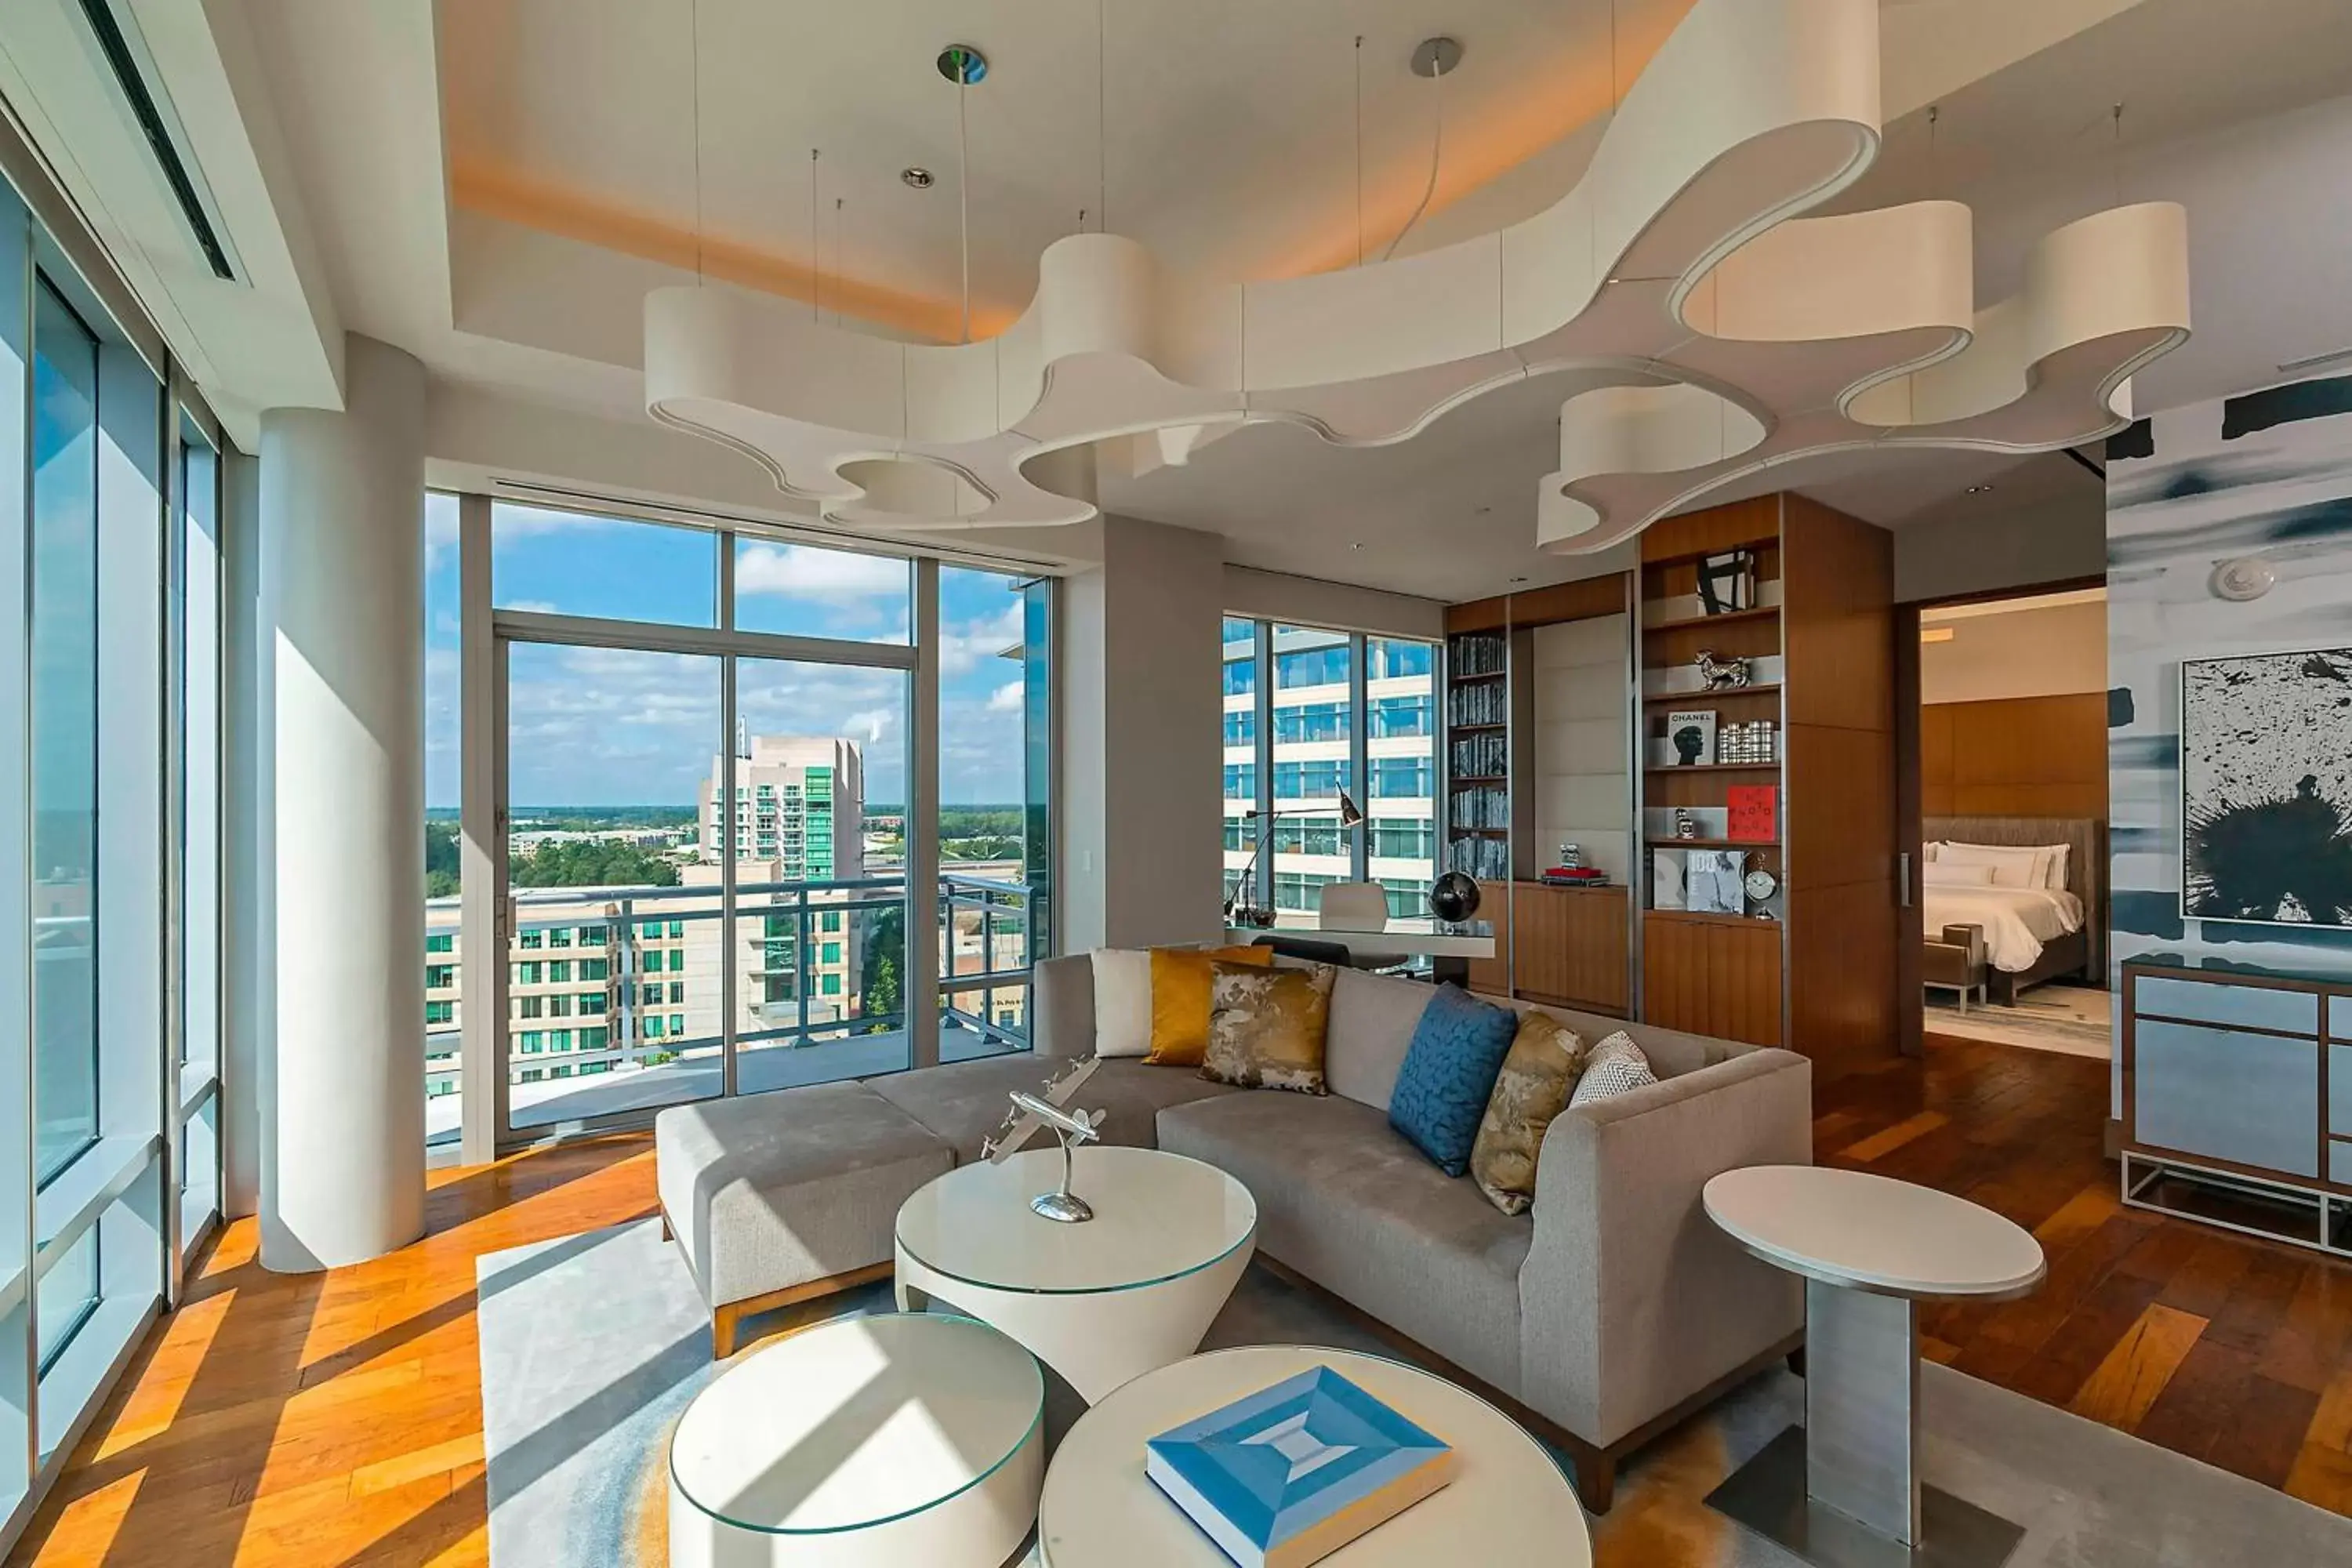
[1035,1345,1592,1566]
[667,1312,1044,1567]
[895,1146,1257,1403]
[1702,1165,2047,1568]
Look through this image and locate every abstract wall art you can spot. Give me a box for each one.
[2180,649,2352,927]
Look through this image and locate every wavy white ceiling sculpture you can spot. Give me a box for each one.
[644,0,2190,554]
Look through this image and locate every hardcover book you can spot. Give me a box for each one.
[1145,1366,1454,1568]
[1665,709,1717,766]
[1726,784,1778,842]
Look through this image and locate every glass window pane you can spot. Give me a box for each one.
[506,644,720,1128]
[492,503,717,626]
[424,493,462,1149]
[183,435,221,1085]
[1222,619,1260,915]
[938,567,1042,1062]
[35,1223,97,1372]
[1269,626,1352,923]
[31,281,100,1188]
[1367,638,1438,931]
[732,656,909,1089]
[732,537,911,643]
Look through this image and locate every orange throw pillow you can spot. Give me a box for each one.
[1145,945,1273,1065]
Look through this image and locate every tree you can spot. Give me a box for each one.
[862,904,904,1029]
[509,839,680,889]
[425,821,461,898]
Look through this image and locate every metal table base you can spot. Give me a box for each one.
[1704,1281,2026,1568]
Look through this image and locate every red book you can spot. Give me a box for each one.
[1727,785,1778,842]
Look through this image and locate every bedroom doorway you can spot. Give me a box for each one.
[1894,584,2111,1060]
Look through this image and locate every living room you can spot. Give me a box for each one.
[4,1,2352,1565]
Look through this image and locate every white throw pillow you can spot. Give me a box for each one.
[2037,843,2071,891]
[1922,861,1996,888]
[1089,949,1155,1058]
[1567,1033,1659,1109]
[1938,842,2043,890]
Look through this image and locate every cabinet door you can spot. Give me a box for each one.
[2136,1018,2318,1178]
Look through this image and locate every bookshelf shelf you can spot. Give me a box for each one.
[1641,604,1781,633]
[1641,683,1781,706]
[1645,836,1780,850]
[1643,762,1780,775]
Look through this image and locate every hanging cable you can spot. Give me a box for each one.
[689,0,705,281]
[1928,103,1940,194]
[808,148,821,319]
[1381,67,1444,262]
[1097,0,1109,230]
[834,197,845,328]
[958,65,972,343]
[1354,35,1364,267]
[2111,101,2125,207]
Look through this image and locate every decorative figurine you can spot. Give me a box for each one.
[1674,806,1699,840]
[1694,649,1752,691]
[982,1056,1102,1163]
[1557,842,1583,869]
[1010,1091,1105,1223]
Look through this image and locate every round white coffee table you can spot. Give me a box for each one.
[667,1312,1044,1567]
[1035,1345,1592,1566]
[895,1146,1256,1403]
[1702,1165,2046,1568]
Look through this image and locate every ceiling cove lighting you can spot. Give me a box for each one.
[643,0,2190,554]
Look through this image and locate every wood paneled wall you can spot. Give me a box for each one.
[1920,693,2107,819]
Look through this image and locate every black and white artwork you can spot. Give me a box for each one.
[2180,648,2352,927]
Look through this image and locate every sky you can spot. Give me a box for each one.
[424,497,1036,810]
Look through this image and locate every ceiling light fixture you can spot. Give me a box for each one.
[1509,576,1530,585]
[1965,483,1994,494]
[2278,346,2352,376]
[937,44,988,345]
[901,167,935,189]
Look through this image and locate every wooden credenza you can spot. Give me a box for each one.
[1641,909,1783,1047]
[1511,883,1628,1015]
[2121,960,2352,1255]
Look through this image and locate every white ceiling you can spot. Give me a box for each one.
[24,0,2352,602]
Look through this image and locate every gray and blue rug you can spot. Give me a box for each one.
[479,1220,2352,1566]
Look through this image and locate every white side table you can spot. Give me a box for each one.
[1702,1165,2045,1568]
[668,1313,1043,1567]
[1036,1345,1592,1566]
[895,1146,1256,1403]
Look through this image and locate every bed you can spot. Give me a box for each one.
[1922,815,2106,1004]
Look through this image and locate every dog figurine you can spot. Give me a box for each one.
[1695,649,1751,691]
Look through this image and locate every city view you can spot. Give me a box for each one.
[423,502,1050,1144]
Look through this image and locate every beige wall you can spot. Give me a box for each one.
[1060,515,1228,953]
[1921,600,2107,703]
[1894,498,2105,604]
[1530,615,1633,880]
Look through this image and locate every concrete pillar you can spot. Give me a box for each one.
[258,336,427,1270]
[1059,515,1225,952]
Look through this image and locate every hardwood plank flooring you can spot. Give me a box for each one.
[11,1033,2352,1565]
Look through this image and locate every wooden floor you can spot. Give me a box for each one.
[12,1034,2352,1564]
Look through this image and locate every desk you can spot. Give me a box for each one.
[1224,925,1496,986]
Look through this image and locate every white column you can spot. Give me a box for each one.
[258,336,427,1271]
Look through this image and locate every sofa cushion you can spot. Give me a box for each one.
[1202,963,1335,1094]
[1091,949,1155,1056]
[1156,1092,1530,1395]
[655,1081,952,1310]
[1323,967,1439,1111]
[1147,945,1272,1066]
[868,1055,1240,1160]
[1570,1033,1660,1109]
[1469,1011,1591,1216]
[1388,986,1520,1177]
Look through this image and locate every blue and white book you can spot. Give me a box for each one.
[1145,1366,1454,1568]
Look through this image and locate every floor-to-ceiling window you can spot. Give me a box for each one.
[0,169,224,1534]
[424,501,1055,1152]
[1221,618,1439,931]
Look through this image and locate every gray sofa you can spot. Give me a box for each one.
[655,953,1809,1508]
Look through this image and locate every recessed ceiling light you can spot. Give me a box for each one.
[901,167,936,189]
[1350,541,1366,550]
[1508,575,1530,585]
[1474,505,1493,515]
[1965,483,1994,494]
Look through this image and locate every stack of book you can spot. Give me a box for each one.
[1539,866,1610,887]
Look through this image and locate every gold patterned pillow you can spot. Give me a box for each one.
[1200,962,1335,1094]
[1468,1011,1591,1215]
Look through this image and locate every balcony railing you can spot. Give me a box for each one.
[423,870,1043,1145]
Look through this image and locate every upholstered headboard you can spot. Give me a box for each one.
[1924,815,2107,978]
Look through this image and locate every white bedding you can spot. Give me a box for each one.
[1924,885,2085,974]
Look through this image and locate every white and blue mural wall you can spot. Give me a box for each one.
[2107,375,2352,1046]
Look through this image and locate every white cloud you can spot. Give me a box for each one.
[986,681,1023,713]
[424,493,460,568]
[737,543,909,601]
[939,603,1025,677]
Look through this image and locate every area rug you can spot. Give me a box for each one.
[479,1219,2352,1566]
[1929,982,2113,1059]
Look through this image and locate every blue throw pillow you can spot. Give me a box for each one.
[1388,987,1520,1177]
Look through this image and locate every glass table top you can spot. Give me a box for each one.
[896,1146,1258,1295]
[670,1312,1041,1534]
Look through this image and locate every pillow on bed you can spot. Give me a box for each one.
[1939,842,2045,890]
[1923,861,1996,887]
[2037,843,2071,891]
